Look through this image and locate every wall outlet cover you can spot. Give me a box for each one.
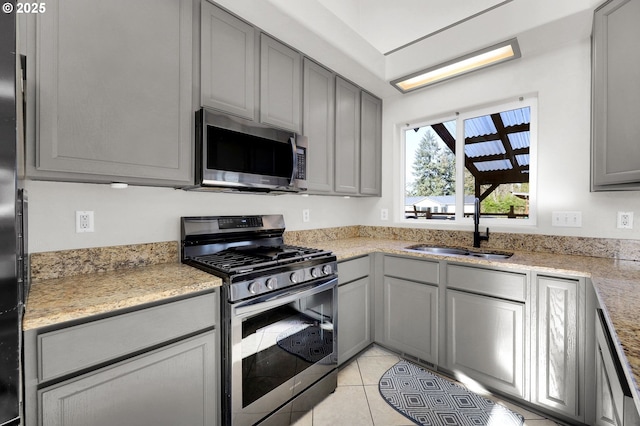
[617,211,634,229]
[76,211,94,233]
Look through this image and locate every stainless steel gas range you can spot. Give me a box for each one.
[181,215,338,426]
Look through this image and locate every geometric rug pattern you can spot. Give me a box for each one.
[276,324,333,364]
[379,360,525,426]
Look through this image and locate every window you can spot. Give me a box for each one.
[403,97,536,224]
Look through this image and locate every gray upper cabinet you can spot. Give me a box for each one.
[335,77,361,194]
[592,0,640,191]
[260,34,302,133]
[28,0,193,186]
[303,59,335,193]
[360,92,382,196]
[201,0,257,120]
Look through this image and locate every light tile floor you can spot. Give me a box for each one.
[293,345,563,426]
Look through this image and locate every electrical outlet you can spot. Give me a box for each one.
[552,211,582,227]
[380,208,389,221]
[302,209,310,223]
[76,211,94,233]
[617,211,634,229]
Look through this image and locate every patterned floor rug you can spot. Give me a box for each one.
[379,360,524,426]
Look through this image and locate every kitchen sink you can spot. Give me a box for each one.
[404,244,513,260]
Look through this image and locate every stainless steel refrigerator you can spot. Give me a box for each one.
[0,2,27,425]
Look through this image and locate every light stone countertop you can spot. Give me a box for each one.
[24,236,640,412]
[307,237,640,410]
[23,263,222,331]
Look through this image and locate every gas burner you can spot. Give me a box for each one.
[190,244,329,274]
[181,215,336,301]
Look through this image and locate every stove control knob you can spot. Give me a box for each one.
[322,264,333,275]
[311,267,320,278]
[290,271,302,284]
[248,281,261,294]
[266,277,277,290]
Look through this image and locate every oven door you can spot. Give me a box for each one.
[230,276,337,426]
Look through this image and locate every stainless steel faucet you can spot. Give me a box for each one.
[473,197,489,248]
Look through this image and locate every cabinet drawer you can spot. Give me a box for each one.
[37,292,217,383]
[338,256,370,285]
[447,265,526,302]
[384,255,439,284]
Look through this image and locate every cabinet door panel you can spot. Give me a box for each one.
[40,331,217,426]
[534,276,578,417]
[334,77,360,194]
[446,290,525,398]
[260,35,302,133]
[34,0,192,184]
[360,92,381,196]
[595,312,624,426]
[338,277,371,364]
[201,1,256,120]
[383,277,437,363]
[592,0,640,189]
[303,59,335,193]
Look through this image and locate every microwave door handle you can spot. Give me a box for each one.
[290,136,298,184]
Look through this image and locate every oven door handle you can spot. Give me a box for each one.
[233,277,337,317]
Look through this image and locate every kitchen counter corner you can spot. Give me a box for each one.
[23,263,221,331]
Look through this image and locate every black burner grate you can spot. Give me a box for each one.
[191,245,329,275]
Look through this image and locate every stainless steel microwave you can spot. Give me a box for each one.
[194,108,307,193]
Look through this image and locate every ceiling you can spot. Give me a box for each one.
[219,0,603,95]
[313,0,510,55]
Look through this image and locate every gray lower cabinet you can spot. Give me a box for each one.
[24,292,219,426]
[445,265,527,399]
[532,275,584,422]
[200,0,257,120]
[26,0,193,186]
[380,256,439,363]
[260,34,302,133]
[596,311,623,426]
[592,0,640,190]
[303,59,335,193]
[337,256,372,365]
[39,331,217,426]
[595,308,640,426]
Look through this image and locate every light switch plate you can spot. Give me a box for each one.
[552,211,582,227]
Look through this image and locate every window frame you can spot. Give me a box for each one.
[400,96,538,227]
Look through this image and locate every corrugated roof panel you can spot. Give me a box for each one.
[473,159,513,172]
[516,154,530,166]
[442,120,456,139]
[464,115,496,138]
[508,131,530,149]
[500,107,530,127]
[465,140,505,158]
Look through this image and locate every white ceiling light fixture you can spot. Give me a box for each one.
[390,38,521,93]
